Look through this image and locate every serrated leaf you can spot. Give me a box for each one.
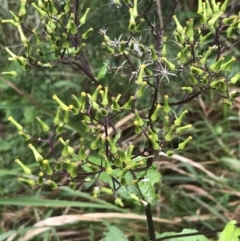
[138,167,161,205]
[218,220,240,241]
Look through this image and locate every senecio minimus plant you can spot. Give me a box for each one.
[2,0,240,240]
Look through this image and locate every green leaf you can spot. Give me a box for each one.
[218,220,240,241]
[103,225,129,241]
[23,106,35,123]
[97,60,109,80]
[138,167,161,205]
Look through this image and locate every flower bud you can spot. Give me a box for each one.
[135,18,144,32]
[43,159,53,175]
[136,64,145,85]
[200,45,217,64]
[56,122,64,134]
[90,134,102,150]
[66,160,78,178]
[55,161,63,171]
[163,95,172,114]
[66,13,77,34]
[106,136,118,154]
[18,130,31,141]
[36,117,49,132]
[111,94,121,111]
[220,0,229,11]
[63,109,70,123]
[174,110,188,126]
[148,127,158,141]
[80,8,90,26]
[207,11,223,27]
[150,103,161,121]
[28,143,43,161]
[190,66,203,75]
[82,27,93,39]
[128,8,136,31]
[220,57,236,72]
[181,87,193,93]
[100,187,113,195]
[59,138,74,156]
[69,105,78,115]
[103,156,113,175]
[164,116,170,132]
[132,0,138,18]
[148,135,160,150]
[1,71,18,76]
[93,186,100,198]
[115,197,124,207]
[15,159,32,175]
[31,3,46,17]
[52,94,68,111]
[46,180,58,189]
[122,96,134,110]
[18,178,35,187]
[102,42,114,54]
[178,136,192,149]
[166,150,174,157]
[38,172,44,184]
[210,57,224,72]
[150,45,158,62]
[230,72,240,84]
[161,57,175,70]
[197,0,203,14]
[172,15,184,33]
[176,124,192,134]
[134,110,144,126]
[165,125,176,141]
[136,81,147,97]
[206,0,213,16]
[200,2,207,24]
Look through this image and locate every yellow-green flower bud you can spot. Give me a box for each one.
[100,187,113,195]
[56,122,64,134]
[161,57,175,70]
[80,8,90,26]
[207,11,223,27]
[90,134,102,150]
[148,128,158,141]
[205,0,213,16]
[93,186,100,198]
[64,0,71,12]
[230,72,240,84]
[134,121,141,134]
[197,0,203,14]
[46,180,58,189]
[55,161,63,171]
[135,18,144,32]
[59,138,74,156]
[18,178,35,187]
[190,65,203,75]
[66,13,77,34]
[132,0,138,18]
[129,193,140,202]
[82,27,93,39]
[63,109,70,123]
[200,45,217,65]
[181,87,193,93]
[220,0,229,11]
[164,95,172,114]
[136,81,147,97]
[165,125,176,141]
[134,110,144,126]
[19,0,27,17]
[28,143,43,161]
[200,2,207,24]
[115,197,124,207]
[224,98,232,107]
[172,15,184,33]
[176,124,192,134]
[150,103,161,122]
[125,144,134,164]
[166,150,174,157]
[210,0,220,13]
[90,85,102,102]
[223,16,236,25]
[1,71,18,76]
[128,8,136,31]
[111,94,121,111]
[122,96,134,110]
[31,3,46,17]
[66,160,78,178]
[42,159,53,175]
[106,136,118,154]
[103,156,113,175]
[136,64,145,85]
[69,105,78,115]
[52,94,68,111]
[15,159,31,174]
[38,172,44,184]
[36,117,49,132]
[210,57,224,72]
[102,42,114,54]
[164,115,170,132]
[148,135,160,150]
[220,57,236,72]
[150,45,158,62]
[18,130,31,141]
[174,110,188,126]
[100,87,109,106]
[178,136,192,149]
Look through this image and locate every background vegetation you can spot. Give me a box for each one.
[0,0,240,240]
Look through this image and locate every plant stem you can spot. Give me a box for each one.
[145,203,156,241]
